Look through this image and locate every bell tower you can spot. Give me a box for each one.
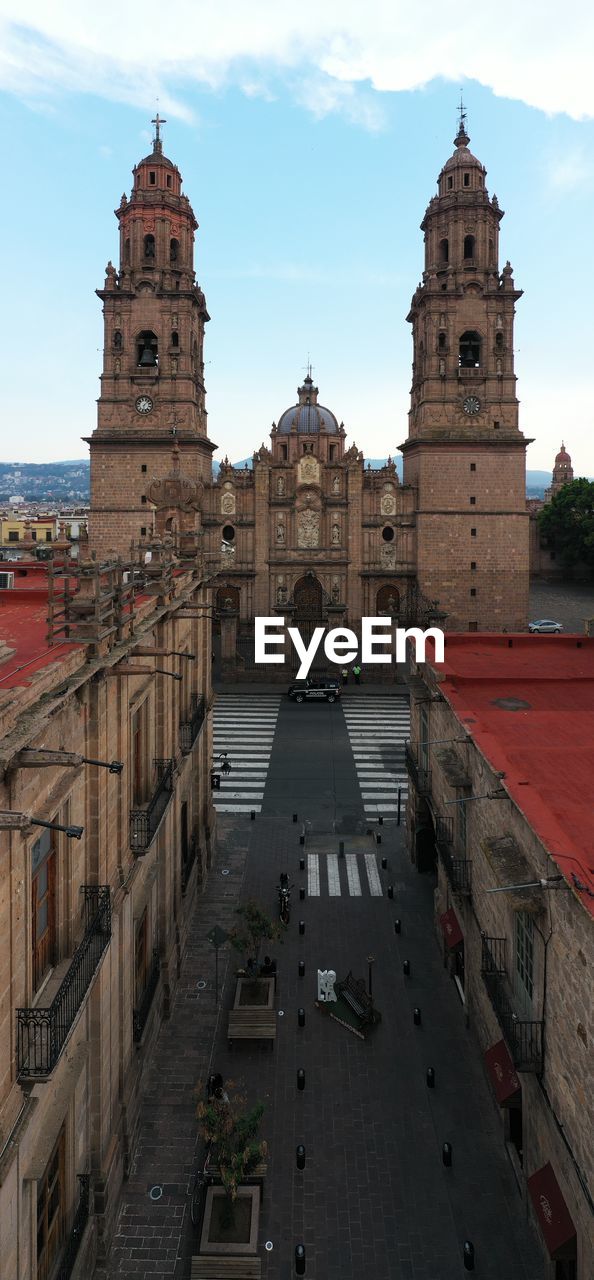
[87,116,215,558]
[401,107,530,630]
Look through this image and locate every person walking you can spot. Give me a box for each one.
[341,667,349,685]
[353,663,362,685]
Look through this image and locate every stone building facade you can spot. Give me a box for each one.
[205,114,531,672]
[405,635,594,1279]
[0,544,215,1279]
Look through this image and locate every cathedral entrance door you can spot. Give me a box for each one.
[291,574,325,674]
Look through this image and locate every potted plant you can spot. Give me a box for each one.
[196,1083,267,1251]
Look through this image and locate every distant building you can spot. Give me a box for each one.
[545,441,574,502]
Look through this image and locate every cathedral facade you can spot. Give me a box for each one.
[88,113,530,671]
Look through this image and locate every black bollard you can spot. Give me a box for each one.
[295,1243,306,1275]
[299,856,305,871]
[378,815,383,826]
[299,886,305,900]
[297,1069,305,1091]
[299,920,305,935]
[403,959,410,976]
[376,833,382,845]
[394,919,401,934]
[339,840,344,856]
[299,833,305,846]
[413,1007,422,1026]
[296,1144,306,1170]
[298,960,305,977]
[381,857,387,869]
[298,1007,305,1027]
[250,810,256,820]
[442,1142,452,1167]
[387,884,393,899]
[463,1241,475,1271]
[293,813,298,823]
[426,1067,435,1088]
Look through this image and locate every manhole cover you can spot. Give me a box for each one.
[149,1185,163,1201]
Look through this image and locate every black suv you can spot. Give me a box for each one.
[287,675,341,703]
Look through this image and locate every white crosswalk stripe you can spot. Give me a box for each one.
[304,852,384,897]
[342,694,410,819]
[211,694,281,813]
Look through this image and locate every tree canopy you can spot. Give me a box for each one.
[538,478,594,570]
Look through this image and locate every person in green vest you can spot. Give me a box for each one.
[352,663,362,685]
[341,666,349,685]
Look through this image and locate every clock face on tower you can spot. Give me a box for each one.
[135,395,154,415]
[463,395,481,416]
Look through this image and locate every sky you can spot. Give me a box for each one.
[1,2,594,473]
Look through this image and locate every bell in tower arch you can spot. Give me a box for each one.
[137,331,158,367]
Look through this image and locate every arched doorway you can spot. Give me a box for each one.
[291,573,324,674]
[376,584,400,616]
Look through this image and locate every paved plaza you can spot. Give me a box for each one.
[98,689,544,1280]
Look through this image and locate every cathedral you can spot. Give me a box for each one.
[88,110,531,670]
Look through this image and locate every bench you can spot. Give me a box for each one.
[227,1009,276,1048]
[191,1257,262,1279]
[336,972,374,1026]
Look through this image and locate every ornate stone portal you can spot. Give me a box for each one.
[297,509,320,548]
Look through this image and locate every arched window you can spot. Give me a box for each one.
[463,235,475,260]
[137,330,158,367]
[170,238,179,263]
[222,525,235,542]
[124,238,130,265]
[459,331,481,369]
[113,330,122,351]
[438,331,446,351]
[440,238,449,263]
[144,234,155,260]
[495,331,504,351]
[171,331,179,348]
[488,238,494,264]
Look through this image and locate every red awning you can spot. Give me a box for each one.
[439,907,463,949]
[527,1163,576,1258]
[484,1039,521,1105]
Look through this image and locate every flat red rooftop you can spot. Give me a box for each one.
[425,634,594,917]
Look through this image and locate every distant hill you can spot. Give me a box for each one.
[1,458,588,504]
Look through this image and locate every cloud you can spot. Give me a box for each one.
[0,1,593,125]
[543,144,594,193]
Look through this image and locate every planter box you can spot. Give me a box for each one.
[233,976,275,1010]
[199,1185,260,1255]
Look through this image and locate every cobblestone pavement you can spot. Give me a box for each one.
[99,692,545,1280]
[530,579,593,632]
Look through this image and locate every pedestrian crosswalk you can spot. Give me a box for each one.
[307,852,385,897]
[342,694,410,819]
[212,694,281,813]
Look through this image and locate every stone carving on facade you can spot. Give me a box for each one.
[277,476,286,496]
[331,579,340,602]
[380,492,396,516]
[297,510,320,548]
[221,491,236,515]
[331,522,341,544]
[276,519,285,544]
[276,580,287,604]
[147,445,203,513]
[381,544,396,569]
[221,542,236,563]
[332,475,341,494]
[298,455,320,486]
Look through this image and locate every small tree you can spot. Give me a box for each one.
[229,900,279,973]
[197,1084,266,1217]
[538,478,594,572]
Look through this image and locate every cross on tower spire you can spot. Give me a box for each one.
[151,112,167,153]
[454,91,470,148]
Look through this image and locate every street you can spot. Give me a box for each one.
[99,687,544,1280]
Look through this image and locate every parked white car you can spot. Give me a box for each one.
[528,619,563,634]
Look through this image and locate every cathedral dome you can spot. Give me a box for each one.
[277,375,339,434]
[554,442,571,467]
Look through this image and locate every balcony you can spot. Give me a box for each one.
[133,949,161,1042]
[56,1175,90,1280]
[481,935,543,1072]
[435,816,472,895]
[17,888,111,1079]
[130,758,175,853]
[404,740,431,796]
[180,696,206,754]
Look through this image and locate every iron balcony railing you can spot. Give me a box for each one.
[180,696,206,754]
[133,949,161,1043]
[130,758,175,853]
[56,1175,90,1280]
[435,818,472,895]
[404,740,431,796]
[480,934,544,1072]
[17,888,111,1079]
[181,829,199,895]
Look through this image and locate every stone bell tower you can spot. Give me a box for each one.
[87,116,216,558]
[401,106,530,630]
